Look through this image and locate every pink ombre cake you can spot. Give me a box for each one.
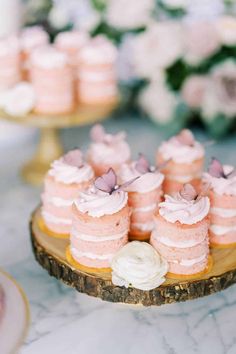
[119,155,164,241]
[87,124,131,176]
[30,45,74,114]
[157,129,204,195]
[69,169,130,270]
[0,35,21,91]
[76,35,118,104]
[150,184,211,276]
[204,159,236,247]
[41,149,94,238]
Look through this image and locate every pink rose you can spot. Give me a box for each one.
[182,75,208,108]
[184,21,221,65]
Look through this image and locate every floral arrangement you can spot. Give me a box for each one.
[24,0,236,137]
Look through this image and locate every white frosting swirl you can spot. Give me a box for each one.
[119,162,164,193]
[158,136,204,163]
[79,35,117,65]
[75,188,128,217]
[48,158,94,184]
[203,165,236,196]
[31,46,69,69]
[88,140,130,165]
[159,194,210,224]
[111,241,168,291]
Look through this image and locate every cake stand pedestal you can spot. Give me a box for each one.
[30,207,236,307]
[0,101,117,186]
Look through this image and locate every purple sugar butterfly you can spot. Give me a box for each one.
[135,153,169,174]
[90,124,126,145]
[179,183,198,201]
[94,168,139,194]
[176,129,195,146]
[63,149,83,168]
[208,158,236,179]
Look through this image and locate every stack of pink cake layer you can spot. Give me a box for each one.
[70,188,129,269]
[20,26,49,79]
[30,45,74,114]
[41,150,94,236]
[55,31,88,68]
[76,36,118,104]
[150,188,210,276]
[0,36,21,91]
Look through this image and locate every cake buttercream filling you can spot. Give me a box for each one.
[132,203,157,213]
[111,241,168,291]
[170,254,207,266]
[166,172,201,183]
[131,221,154,231]
[152,230,205,248]
[119,161,164,193]
[211,207,236,218]
[71,228,127,242]
[203,165,236,196]
[42,211,72,225]
[71,247,113,261]
[75,188,128,217]
[210,224,236,235]
[43,195,74,207]
[159,193,210,225]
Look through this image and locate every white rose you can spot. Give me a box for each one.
[139,79,179,124]
[3,82,35,116]
[106,0,154,30]
[133,22,183,78]
[111,241,168,291]
[216,16,236,46]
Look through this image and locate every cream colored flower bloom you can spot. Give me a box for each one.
[217,16,236,46]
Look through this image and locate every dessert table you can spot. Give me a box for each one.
[1,113,236,354]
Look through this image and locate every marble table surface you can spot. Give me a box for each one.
[1,114,236,354]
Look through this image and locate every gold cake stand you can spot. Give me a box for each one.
[30,207,236,307]
[0,101,117,186]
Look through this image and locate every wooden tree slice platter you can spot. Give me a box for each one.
[30,208,236,306]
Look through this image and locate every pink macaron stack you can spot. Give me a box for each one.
[41,149,94,237]
[150,184,211,277]
[119,154,164,241]
[30,45,74,114]
[55,30,88,68]
[204,158,236,247]
[0,35,21,91]
[77,35,118,104]
[20,26,49,80]
[69,169,130,269]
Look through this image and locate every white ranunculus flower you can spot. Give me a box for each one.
[133,22,183,78]
[111,241,168,291]
[106,0,155,30]
[216,16,236,46]
[139,79,179,124]
[185,0,225,21]
[2,82,35,116]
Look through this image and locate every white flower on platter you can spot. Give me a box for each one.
[49,0,100,32]
[106,0,154,30]
[111,241,168,291]
[216,16,236,46]
[133,22,183,78]
[201,60,236,120]
[184,21,221,66]
[1,82,35,116]
[139,78,179,124]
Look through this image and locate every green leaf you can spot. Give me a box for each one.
[202,113,234,138]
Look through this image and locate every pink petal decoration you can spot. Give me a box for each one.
[180,183,198,201]
[208,158,225,178]
[90,124,105,143]
[63,149,83,167]
[176,129,195,146]
[94,168,117,194]
[135,154,150,174]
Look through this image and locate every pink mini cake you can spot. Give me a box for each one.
[30,45,74,114]
[20,26,49,79]
[76,35,118,104]
[68,169,130,270]
[157,129,205,195]
[119,154,164,241]
[87,124,131,176]
[0,35,21,91]
[55,31,88,67]
[41,149,94,238]
[204,158,236,247]
[150,184,211,277]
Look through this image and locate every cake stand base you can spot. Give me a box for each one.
[30,208,236,306]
